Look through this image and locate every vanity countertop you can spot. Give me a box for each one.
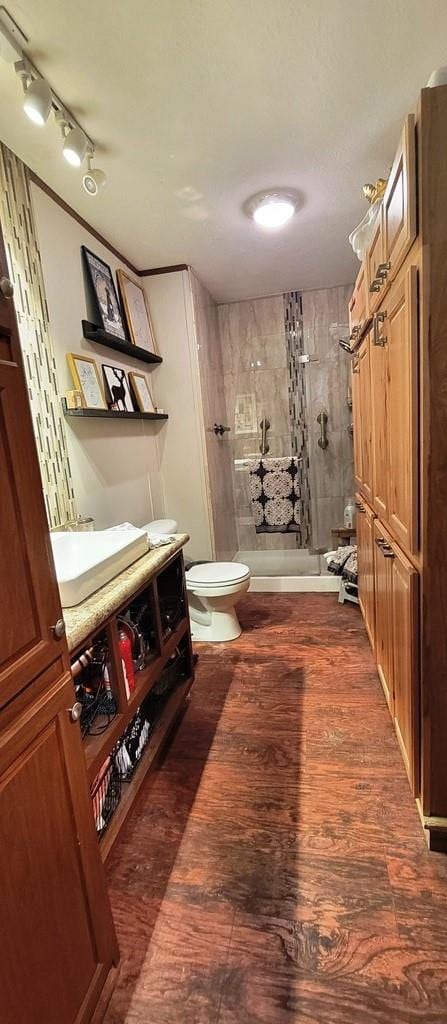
[64,533,189,653]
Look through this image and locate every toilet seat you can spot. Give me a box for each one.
[186,562,250,587]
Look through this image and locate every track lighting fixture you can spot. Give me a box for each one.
[23,75,52,125]
[1,6,105,194]
[83,153,106,195]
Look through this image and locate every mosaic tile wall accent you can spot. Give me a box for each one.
[0,144,75,527]
[284,290,312,547]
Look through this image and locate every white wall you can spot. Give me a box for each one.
[32,183,165,530]
[143,270,214,561]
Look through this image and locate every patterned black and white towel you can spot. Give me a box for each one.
[248,457,301,533]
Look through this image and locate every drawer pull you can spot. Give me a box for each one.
[369,278,381,293]
[377,261,391,279]
[373,311,387,347]
[352,359,360,374]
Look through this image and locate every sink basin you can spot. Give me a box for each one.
[51,529,148,607]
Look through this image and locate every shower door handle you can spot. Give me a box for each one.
[317,411,329,449]
[260,418,270,455]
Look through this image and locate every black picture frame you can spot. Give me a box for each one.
[102,363,134,412]
[81,246,127,341]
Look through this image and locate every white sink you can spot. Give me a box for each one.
[51,529,148,608]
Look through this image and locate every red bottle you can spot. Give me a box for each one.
[118,628,135,697]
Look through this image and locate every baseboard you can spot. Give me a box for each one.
[248,576,340,593]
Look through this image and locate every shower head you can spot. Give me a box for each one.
[338,338,352,353]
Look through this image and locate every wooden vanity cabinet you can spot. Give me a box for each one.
[0,219,118,1022]
[385,263,418,555]
[370,310,389,522]
[391,543,419,796]
[373,520,393,714]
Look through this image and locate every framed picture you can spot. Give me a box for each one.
[129,372,156,413]
[67,353,107,409]
[81,246,127,341]
[117,268,158,354]
[102,363,134,412]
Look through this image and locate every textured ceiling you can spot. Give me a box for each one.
[0,0,446,301]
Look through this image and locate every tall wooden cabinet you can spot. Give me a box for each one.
[0,224,118,1021]
[350,83,447,850]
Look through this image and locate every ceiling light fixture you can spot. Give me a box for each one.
[63,125,88,167]
[245,189,299,230]
[23,75,52,125]
[1,7,104,192]
[83,152,107,195]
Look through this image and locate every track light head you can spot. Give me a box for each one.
[23,76,52,125]
[63,125,87,167]
[83,163,106,195]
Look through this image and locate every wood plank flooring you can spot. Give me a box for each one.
[104,594,447,1023]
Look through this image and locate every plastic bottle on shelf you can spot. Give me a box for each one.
[344,497,356,529]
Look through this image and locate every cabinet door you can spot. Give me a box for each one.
[0,221,66,708]
[0,671,118,1024]
[392,546,419,795]
[386,265,418,553]
[349,260,369,343]
[382,115,416,284]
[366,209,385,314]
[358,334,373,503]
[370,313,389,521]
[373,521,394,713]
[351,355,362,490]
[356,496,375,649]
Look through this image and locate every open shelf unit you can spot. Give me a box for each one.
[82,320,162,366]
[70,549,194,857]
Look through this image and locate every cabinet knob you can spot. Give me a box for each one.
[69,701,83,723]
[52,617,66,639]
[0,276,14,299]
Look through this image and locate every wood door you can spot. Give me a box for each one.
[386,265,418,554]
[358,333,373,503]
[349,260,369,344]
[351,355,362,490]
[373,521,394,713]
[366,207,385,314]
[0,221,67,708]
[391,543,419,795]
[0,671,118,1024]
[382,115,416,284]
[370,312,389,520]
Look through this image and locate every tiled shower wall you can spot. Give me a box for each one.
[219,285,354,554]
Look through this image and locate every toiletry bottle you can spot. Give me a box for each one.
[344,497,355,529]
[118,628,136,697]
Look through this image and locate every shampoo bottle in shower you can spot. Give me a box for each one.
[344,498,355,529]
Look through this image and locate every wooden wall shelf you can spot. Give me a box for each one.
[62,400,168,422]
[82,320,162,366]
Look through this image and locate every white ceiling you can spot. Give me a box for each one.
[0,0,446,302]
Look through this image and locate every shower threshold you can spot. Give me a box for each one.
[234,549,340,593]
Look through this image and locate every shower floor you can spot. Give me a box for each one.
[235,548,323,577]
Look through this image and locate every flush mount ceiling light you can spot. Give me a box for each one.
[245,190,299,230]
[0,6,106,194]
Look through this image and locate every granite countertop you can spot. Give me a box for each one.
[64,533,189,653]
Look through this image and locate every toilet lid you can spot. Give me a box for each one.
[186,561,250,585]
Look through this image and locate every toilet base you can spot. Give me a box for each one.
[190,607,242,643]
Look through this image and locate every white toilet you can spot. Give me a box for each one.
[142,519,251,642]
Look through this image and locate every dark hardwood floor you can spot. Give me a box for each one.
[105,594,447,1023]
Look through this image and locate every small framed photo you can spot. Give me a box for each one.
[82,246,127,341]
[117,268,159,354]
[129,372,156,413]
[102,364,134,412]
[67,353,107,409]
